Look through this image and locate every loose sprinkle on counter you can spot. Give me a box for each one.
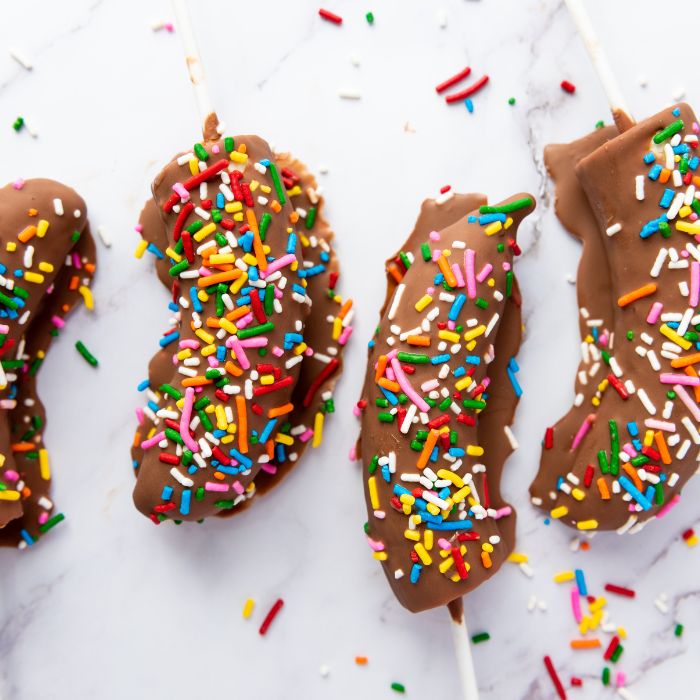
[259,598,284,636]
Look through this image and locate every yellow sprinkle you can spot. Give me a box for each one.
[242,598,255,619]
[23,272,44,284]
[37,219,49,238]
[676,220,700,235]
[550,506,569,519]
[225,201,243,214]
[504,216,513,229]
[332,317,342,341]
[660,323,692,351]
[373,551,388,561]
[39,448,50,480]
[553,571,575,583]
[579,617,590,635]
[484,221,503,236]
[195,328,215,345]
[482,542,493,553]
[426,503,440,516]
[463,325,486,343]
[368,476,380,510]
[275,433,294,446]
[193,222,217,242]
[201,344,216,357]
[424,529,433,550]
[577,519,599,530]
[219,319,237,335]
[571,487,586,501]
[507,552,528,564]
[6,242,16,253]
[679,205,692,219]
[165,247,182,263]
[230,151,248,165]
[312,412,324,448]
[134,240,148,258]
[452,485,471,503]
[79,285,94,310]
[38,262,54,273]
[176,349,192,360]
[415,294,433,312]
[260,184,272,194]
[589,597,607,612]
[617,627,627,640]
[209,253,236,265]
[466,445,484,457]
[242,253,258,266]
[287,185,302,197]
[438,330,460,343]
[0,490,20,501]
[414,543,432,566]
[404,529,420,541]
[439,557,454,573]
[436,469,464,487]
[231,273,248,294]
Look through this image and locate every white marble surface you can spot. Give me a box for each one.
[1,0,699,698]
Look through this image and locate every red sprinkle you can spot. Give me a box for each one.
[561,80,576,94]
[445,75,490,104]
[570,677,583,687]
[259,598,284,635]
[440,185,452,194]
[603,635,620,661]
[604,583,636,598]
[435,66,472,94]
[544,427,554,449]
[543,656,567,700]
[683,528,696,540]
[319,8,342,24]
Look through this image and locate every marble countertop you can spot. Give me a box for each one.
[1,0,698,698]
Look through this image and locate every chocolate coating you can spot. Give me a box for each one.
[358,193,535,612]
[132,136,350,523]
[532,104,700,533]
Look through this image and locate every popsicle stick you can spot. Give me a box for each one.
[563,0,634,131]
[170,0,220,140]
[448,598,480,699]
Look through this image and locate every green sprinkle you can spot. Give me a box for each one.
[479,197,533,215]
[421,243,432,261]
[12,116,24,131]
[654,482,664,506]
[653,119,684,144]
[39,512,65,534]
[194,143,209,161]
[602,667,610,686]
[675,623,684,637]
[268,162,286,204]
[399,251,411,270]
[195,487,205,501]
[505,270,513,297]
[397,352,430,364]
[71,230,81,243]
[626,330,635,340]
[224,136,234,153]
[660,221,672,238]
[186,220,204,234]
[366,11,374,23]
[368,455,379,474]
[496,243,505,253]
[598,449,610,474]
[161,384,182,400]
[0,291,18,310]
[165,427,184,445]
[611,644,623,663]
[508,97,516,105]
[193,396,210,411]
[475,297,488,309]
[462,399,486,410]
[471,632,490,644]
[390,682,405,694]
[211,209,222,223]
[75,341,98,367]
[609,420,619,476]
[264,284,275,315]
[259,212,272,241]
[237,322,275,340]
[13,285,28,300]
[375,398,389,408]
[438,396,451,410]
[595,120,605,129]
[305,206,317,230]
[169,260,189,276]
[378,412,394,423]
[215,500,235,509]
[198,410,213,432]
[667,390,676,399]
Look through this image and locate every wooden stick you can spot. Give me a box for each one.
[563,0,634,131]
[170,0,220,140]
[447,598,480,699]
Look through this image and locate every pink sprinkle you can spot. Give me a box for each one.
[4,470,19,482]
[690,261,699,307]
[261,463,277,475]
[179,339,200,349]
[260,253,296,278]
[675,384,700,421]
[431,249,441,262]
[660,373,700,385]
[429,230,440,241]
[571,587,582,623]
[12,179,25,190]
[228,336,249,369]
[299,428,314,442]
[211,144,220,154]
[205,482,229,492]
[390,356,430,412]
[451,262,466,288]
[656,494,681,518]
[239,337,268,349]
[571,416,592,450]
[271,346,284,357]
[438,538,452,550]
[465,249,477,299]
[645,419,676,432]
[134,224,143,233]
[38,512,49,525]
[232,481,245,494]
[616,673,626,689]
[339,326,353,346]
[476,263,493,283]
[51,315,65,329]
[141,431,165,450]
[179,387,199,453]
[494,506,512,519]
[0,324,9,334]
[135,407,145,425]
[647,301,663,324]
[367,537,385,552]
[348,444,357,460]
[235,312,254,329]
[172,182,189,200]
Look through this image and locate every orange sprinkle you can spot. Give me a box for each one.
[225,361,243,377]
[654,431,672,465]
[181,376,212,387]
[622,463,644,492]
[580,541,590,551]
[617,283,657,307]
[84,263,96,274]
[289,211,300,224]
[265,439,275,460]
[18,225,37,243]
[659,168,671,183]
[437,255,457,288]
[671,352,700,368]
[406,335,431,347]
[570,639,601,649]
[481,551,492,568]
[132,430,142,449]
[375,355,388,383]
[270,200,282,213]
[11,442,35,453]
[338,299,353,320]
[685,365,700,402]
[246,208,268,272]
[355,656,368,666]
[597,477,611,500]
[417,429,439,469]
[226,306,252,322]
[69,275,79,290]
[198,269,242,287]
[236,395,248,453]
[378,378,401,393]
[386,262,403,284]
[268,403,294,418]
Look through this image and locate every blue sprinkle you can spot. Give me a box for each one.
[478,213,506,225]
[381,464,391,483]
[434,273,445,285]
[137,379,150,391]
[466,355,481,365]
[465,98,474,113]
[189,286,203,313]
[216,346,226,362]
[286,233,297,254]
[575,569,587,596]
[453,366,466,378]
[230,448,253,470]
[643,152,656,164]
[619,475,652,510]
[659,188,675,209]
[20,529,34,546]
[159,330,180,348]
[292,284,306,296]
[449,447,466,458]
[180,489,191,516]
[426,519,473,531]
[380,386,399,406]
[672,107,681,117]
[147,242,164,259]
[216,192,225,208]
[690,156,699,171]
[410,563,423,584]
[161,485,173,500]
[627,421,639,437]
[648,164,663,181]
[673,144,689,155]
[259,418,278,443]
[147,401,159,413]
[168,301,178,312]
[431,353,450,364]
[298,264,325,278]
[467,215,478,223]
[449,294,467,321]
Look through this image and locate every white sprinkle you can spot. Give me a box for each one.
[672,86,686,101]
[635,175,645,201]
[504,425,518,450]
[637,388,657,415]
[606,223,622,236]
[319,665,331,678]
[170,467,194,487]
[53,198,64,216]
[97,225,112,248]
[9,48,33,70]
[519,562,534,578]
[177,152,194,165]
[338,89,361,100]
[437,8,447,27]
[650,248,668,277]
[394,569,404,580]
[387,283,405,321]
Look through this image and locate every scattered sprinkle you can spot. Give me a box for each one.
[259,598,284,635]
[75,340,98,367]
[561,79,576,94]
[319,8,342,24]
